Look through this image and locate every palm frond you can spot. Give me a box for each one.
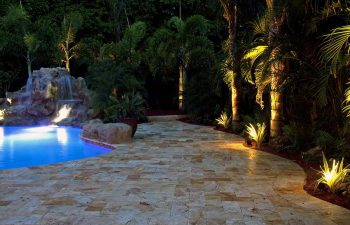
[168,16,184,33]
[343,81,350,117]
[320,25,350,74]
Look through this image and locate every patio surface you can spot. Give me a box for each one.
[0,121,350,225]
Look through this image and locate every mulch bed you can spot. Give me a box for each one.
[178,117,350,210]
[257,144,350,209]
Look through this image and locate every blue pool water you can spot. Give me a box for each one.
[0,126,112,170]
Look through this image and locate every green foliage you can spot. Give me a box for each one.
[315,152,350,193]
[216,111,231,129]
[100,21,146,64]
[314,130,348,156]
[88,21,146,118]
[245,122,267,148]
[282,123,313,152]
[104,93,147,122]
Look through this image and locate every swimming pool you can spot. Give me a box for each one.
[0,126,112,170]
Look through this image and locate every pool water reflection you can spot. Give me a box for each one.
[0,126,111,170]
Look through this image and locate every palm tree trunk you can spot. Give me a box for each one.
[270,51,284,138]
[267,4,286,140]
[220,0,241,131]
[231,75,240,129]
[27,51,32,79]
[179,65,184,110]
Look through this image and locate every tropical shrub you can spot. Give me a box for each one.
[245,122,267,148]
[315,152,350,193]
[104,93,147,122]
[216,112,231,129]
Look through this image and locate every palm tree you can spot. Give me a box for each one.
[146,15,211,111]
[1,3,39,89]
[320,23,350,118]
[266,0,286,140]
[219,0,241,131]
[310,0,350,124]
[243,0,287,141]
[58,13,82,72]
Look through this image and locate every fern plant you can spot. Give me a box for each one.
[315,152,350,193]
[215,112,231,129]
[245,122,266,148]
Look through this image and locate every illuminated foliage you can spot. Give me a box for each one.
[245,122,266,148]
[315,152,350,193]
[216,112,231,129]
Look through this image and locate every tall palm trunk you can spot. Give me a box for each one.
[267,0,285,140]
[270,50,284,138]
[220,0,241,130]
[178,65,185,110]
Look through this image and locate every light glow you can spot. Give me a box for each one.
[216,112,231,129]
[57,128,68,145]
[52,104,72,123]
[0,109,5,121]
[6,98,12,105]
[245,122,267,149]
[24,126,57,133]
[315,152,350,193]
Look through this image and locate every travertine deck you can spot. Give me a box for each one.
[0,121,350,225]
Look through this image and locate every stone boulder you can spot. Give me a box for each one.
[27,99,56,117]
[82,120,132,144]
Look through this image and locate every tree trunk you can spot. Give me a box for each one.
[268,4,286,140]
[231,75,241,130]
[225,2,240,131]
[66,59,70,72]
[270,51,284,138]
[27,51,32,79]
[179,65,183,110]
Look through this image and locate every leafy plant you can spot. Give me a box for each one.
[315,152,350,193]
[245,122,267,148]
[314,130,347,155]
[216,112,231,129]
[282,123,313,152]
[104,93,147,122]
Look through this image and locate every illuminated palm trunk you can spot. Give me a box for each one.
[220,0,240,130]
[179,65,184,110]
[270,51,284,138]
[266,0,285,140]
[231,76,240,129]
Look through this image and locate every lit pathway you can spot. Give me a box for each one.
[0,121,350,225]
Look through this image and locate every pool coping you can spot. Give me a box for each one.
[79,134,117,150]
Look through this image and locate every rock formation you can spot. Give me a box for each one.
[81,119,132,144]
[0,68,92,126]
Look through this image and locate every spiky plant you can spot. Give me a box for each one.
[216,112,231,129]
[245,122,266,148]
[0,109,6,121]
[315,152,350,193]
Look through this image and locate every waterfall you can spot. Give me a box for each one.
[58,74,73,100]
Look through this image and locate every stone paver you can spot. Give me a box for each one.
[0,121,350,225]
